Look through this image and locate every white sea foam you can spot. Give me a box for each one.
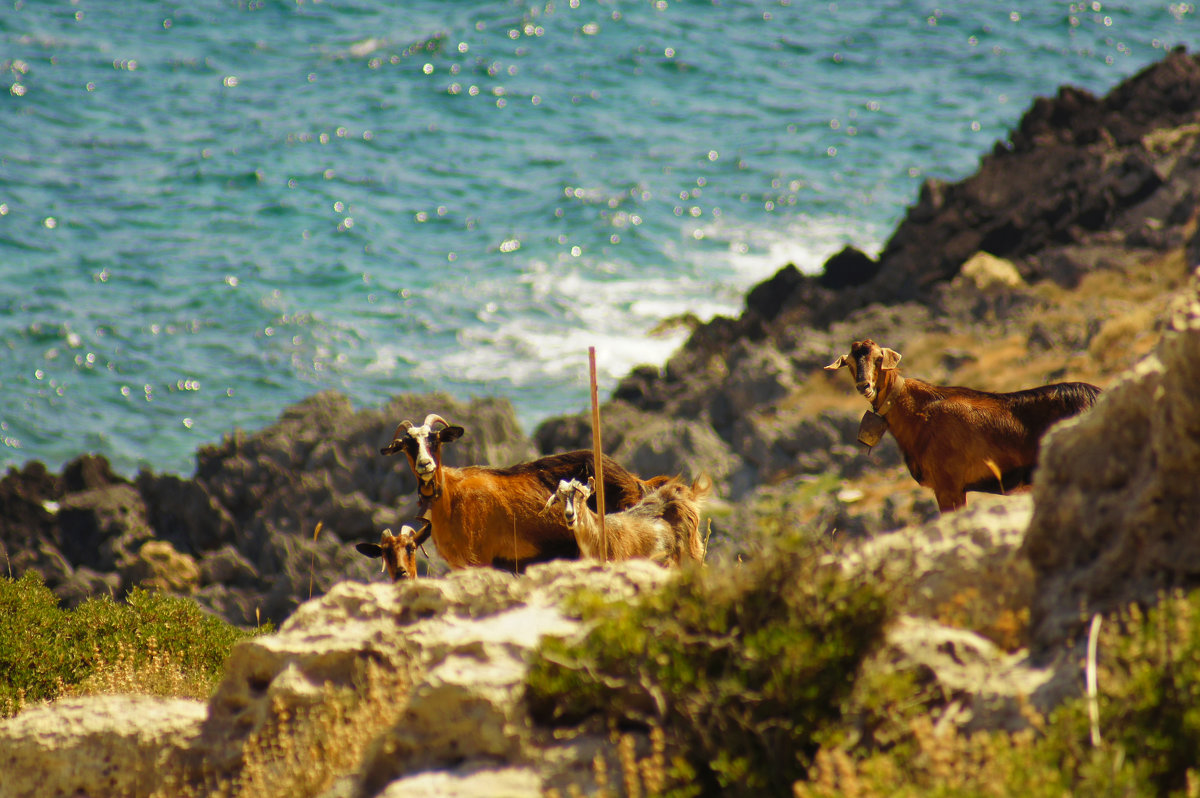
[692,213,885,287]
[432,269,697,391]
[424,211,882,399]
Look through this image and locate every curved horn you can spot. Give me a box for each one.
[412,516,434,547]
[423,413,450,430]
[380,421,414,455]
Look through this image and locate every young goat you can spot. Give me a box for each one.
[355,522,426,581]
[380,413,668,571]
[826,339,1100,512]
[543,475,710,566]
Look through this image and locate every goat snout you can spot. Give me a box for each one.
[856,380,876,400]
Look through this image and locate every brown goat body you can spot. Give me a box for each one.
[827,339,1100,512]
[381,414,665,571]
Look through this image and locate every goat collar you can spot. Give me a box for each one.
[417,472,442,502]
[873,373,905,417]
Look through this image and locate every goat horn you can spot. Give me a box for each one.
[381,421,413,455]
[423,413,451,430]
[413,516,433,547]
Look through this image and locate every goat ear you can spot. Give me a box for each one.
[586,476,596,492]
[824,354,849,371]
[356,542,383,558]
[438,425,465,443]
[880,348,902,369]
[380,438,406,456]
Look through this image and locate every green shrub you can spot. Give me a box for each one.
[0,572,264,715]
[526,543,891,797]
[1076,590,1200,796]
[800,589,1200,798]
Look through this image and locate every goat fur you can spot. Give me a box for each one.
[544,474,711,565]
[826,339,1100,512]
[381,414,666,571]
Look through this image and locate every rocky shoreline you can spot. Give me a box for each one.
[3,50,1200,630]
[2,47,1200,798]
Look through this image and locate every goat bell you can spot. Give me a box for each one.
[857,410,888,448]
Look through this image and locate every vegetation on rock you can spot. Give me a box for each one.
[526,540,891,797]
[0,572,264,716]
[799,589,1200,798]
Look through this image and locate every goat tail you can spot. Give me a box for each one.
[983,459,1005,495]
[1060,381,1102,409]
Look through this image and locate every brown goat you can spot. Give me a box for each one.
[826,339,1100,512]
[380,413,667,571]
[543,474,711,566]
[355,522,426,581]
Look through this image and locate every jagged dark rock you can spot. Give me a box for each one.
[817,246,880,290]
[4,48,1200,638]
[0,392,541,626]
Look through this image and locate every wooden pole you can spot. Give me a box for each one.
[588,346,608,562]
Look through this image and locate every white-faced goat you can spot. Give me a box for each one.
[380,413,669,572]
[543,474,710,566]
[826,338,1101,512]
[355,521,427,581]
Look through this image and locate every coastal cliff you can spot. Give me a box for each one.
[2,48,1200,798]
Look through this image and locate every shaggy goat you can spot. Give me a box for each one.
[826,339,1100,512]
[355,522,426,581]
[380,413,668,571]
[543,474,710,565]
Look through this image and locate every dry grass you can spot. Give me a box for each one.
[794,714,1063,798]
[543,726,669,798]
[153,660,410,798]
[933,587,1031,653]
[65,637,218,702]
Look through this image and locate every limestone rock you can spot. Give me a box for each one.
[1024,268,1200,649]
[839,493,1035,623]
[374,767,542,798]
[955,251,1026,291]
[187,560,668,794]
[0,695,205,798]
[879,616,1065,734]
[120,539,201,595]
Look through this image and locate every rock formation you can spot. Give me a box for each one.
[0,393,536,626]
[1024,267,1200,650]
[0,695,206,798]
[0,561,671,798]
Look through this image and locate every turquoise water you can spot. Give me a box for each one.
[1,1,1195,476]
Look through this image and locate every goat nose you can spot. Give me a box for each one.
[855,380,870,392]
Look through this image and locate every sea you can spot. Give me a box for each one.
[1,1,1195,477]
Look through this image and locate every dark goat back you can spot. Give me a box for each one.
[515,449,649,513]
[1006,381,1101,437]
